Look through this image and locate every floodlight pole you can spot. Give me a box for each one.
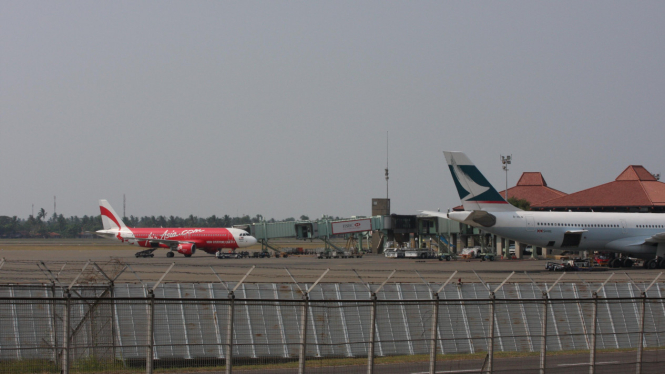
[501,155,512,201]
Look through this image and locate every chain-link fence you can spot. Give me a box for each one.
[1,281,665,374]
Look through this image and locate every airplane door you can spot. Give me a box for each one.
[526,216,535,231]
[620,220,627,234]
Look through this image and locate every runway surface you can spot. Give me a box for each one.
[0,240,661,285]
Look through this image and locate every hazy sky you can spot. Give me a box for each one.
[2,1,664,220]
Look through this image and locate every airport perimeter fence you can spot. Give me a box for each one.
[1,278,665,374]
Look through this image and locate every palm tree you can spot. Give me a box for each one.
[37,208,47,222]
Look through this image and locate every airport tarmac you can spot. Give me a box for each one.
[0,243,662,285]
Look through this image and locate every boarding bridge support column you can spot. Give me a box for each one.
[534,247,543,259]
[496,237,504,257]
[516,242,525,259]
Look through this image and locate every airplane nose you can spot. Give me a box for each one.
[250,236,257,245]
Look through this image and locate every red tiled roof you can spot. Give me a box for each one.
[532,165,665,208]
[615,165,657,181]
[498,185,567,205]
[516,172,548,186]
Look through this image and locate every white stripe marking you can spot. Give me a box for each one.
[412,370,481,374]
[558,361,619,367]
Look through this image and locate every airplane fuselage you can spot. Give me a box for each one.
[96,227,256,254]
[449,210,665,258]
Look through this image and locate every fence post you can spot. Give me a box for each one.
[285,267,328,374]
[62,290,71,374]
[51,281,58,366]
[145,262,174,374]
[428,294,439,374]
[367,292,378,374]
[225,290,235,374]
[146,290,155,374]
[525,270,565,374]
[473,270,513,374]
[298,293,309,374]
[426,271,457,374]
[488,292,495,374]
[361,269,395,374]
[589,291,598,374]
[540,293,548,374]
[225,266,256,374]
[633,272,661,374]
[636,292,646,374]
[588,273,614,374]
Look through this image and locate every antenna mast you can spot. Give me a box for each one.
[123,194,126,218]
[385,131,389,199]
[54,196,56,216]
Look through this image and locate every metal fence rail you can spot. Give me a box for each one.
[1,281,665,374]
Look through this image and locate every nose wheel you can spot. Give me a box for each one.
[166,251,175,258]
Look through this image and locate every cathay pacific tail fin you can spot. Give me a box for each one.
[444,151,520,212]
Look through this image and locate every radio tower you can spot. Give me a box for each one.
[385,131,389,199]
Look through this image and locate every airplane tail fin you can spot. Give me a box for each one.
[99,199,128,230]
[443,151,520,212]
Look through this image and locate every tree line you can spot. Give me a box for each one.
[0,210,325,239]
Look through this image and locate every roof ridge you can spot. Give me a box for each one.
[637,179,654,205]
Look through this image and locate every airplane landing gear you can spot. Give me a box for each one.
[166,251,175,258]
[645,257,664,269]
[609,257,634,268]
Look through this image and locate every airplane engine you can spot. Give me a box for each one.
[177,243,196,256]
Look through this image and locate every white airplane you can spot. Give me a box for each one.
[422,151,665,269]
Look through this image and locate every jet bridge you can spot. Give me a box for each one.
[240,216,389,256]
[242,215,462,257]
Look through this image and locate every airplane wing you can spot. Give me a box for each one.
[605,234,665,251]
[420,210,448,218]
[565,230,588,234]
[420,209,496,227]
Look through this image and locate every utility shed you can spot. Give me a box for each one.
[532,165,665,213]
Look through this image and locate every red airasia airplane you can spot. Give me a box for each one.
[95,199,257,257]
